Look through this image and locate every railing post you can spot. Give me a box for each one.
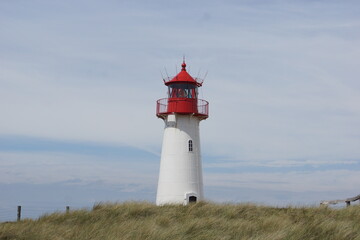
[17,206,21,221]
[66,206,70,214]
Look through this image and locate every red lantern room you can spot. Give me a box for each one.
[156,61,209,120]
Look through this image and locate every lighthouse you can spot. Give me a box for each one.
[156,60,209,205]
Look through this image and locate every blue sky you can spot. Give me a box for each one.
[1,0,360,220]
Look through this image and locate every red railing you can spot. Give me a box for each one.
[156,98,209,119]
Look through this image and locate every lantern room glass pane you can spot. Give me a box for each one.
[168,83,197,98]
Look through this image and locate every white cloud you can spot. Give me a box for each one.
[205,169,360,193]
[0,152,158,187]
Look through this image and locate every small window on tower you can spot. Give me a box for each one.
[188,140,193,152]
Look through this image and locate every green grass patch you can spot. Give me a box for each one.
[1,202,360,240]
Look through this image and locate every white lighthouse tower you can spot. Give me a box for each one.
[156,60,209,205]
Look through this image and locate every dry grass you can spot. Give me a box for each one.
[1,201,360,240]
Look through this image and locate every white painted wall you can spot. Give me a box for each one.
[156,113,204,205]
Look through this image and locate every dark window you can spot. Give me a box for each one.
[168,83,198,99]
[189,196,197,203]
[189,140,193,152]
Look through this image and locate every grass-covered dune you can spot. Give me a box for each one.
[1,202,360,240]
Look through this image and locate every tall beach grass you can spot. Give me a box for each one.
[1,201,360,240]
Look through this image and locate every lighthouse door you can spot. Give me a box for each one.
[189,196,197,203]
[185,193,198,205]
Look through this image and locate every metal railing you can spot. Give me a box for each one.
[320,194,360,207]
[156,98,209,119]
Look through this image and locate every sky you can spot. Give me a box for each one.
[1,0,360,220]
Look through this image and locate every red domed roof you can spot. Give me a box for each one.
[164,61,202,87]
